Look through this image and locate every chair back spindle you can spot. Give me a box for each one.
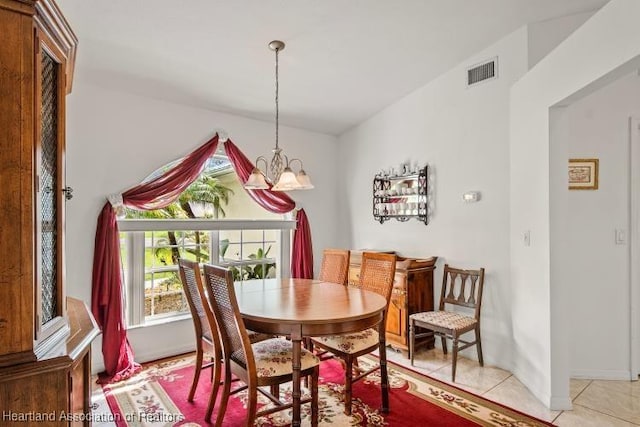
[439,265,485,320]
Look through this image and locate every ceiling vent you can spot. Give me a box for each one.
[466,57,497,87]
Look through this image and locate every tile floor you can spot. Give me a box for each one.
[90,347,640,426]
[387,346,640,426]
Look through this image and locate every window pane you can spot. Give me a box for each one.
[119,152,288,325]
[144,231,190,319]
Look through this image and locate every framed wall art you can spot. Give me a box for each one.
[568,158,598,190]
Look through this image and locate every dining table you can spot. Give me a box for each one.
[234,277,389,427]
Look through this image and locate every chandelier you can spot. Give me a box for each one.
[244,40,314,191]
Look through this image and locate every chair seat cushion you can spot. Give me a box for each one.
[410,311,477,331]
[247,330,273,343]
[204,329,268,344]
[250,338,320,378]
[312,328,379,354]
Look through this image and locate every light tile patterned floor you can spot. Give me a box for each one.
[90,347,640,426]
[387,347,640,426]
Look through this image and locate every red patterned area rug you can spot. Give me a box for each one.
[102,354,555,426]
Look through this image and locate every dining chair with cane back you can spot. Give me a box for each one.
[177,259,221,407]
[202,264,320,426]
[178,259,273,421]
[318,248,351,285]
[304,248,351,356]
[409,264,486,382]
[310,251,397,415]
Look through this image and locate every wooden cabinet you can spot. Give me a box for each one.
[0,298,99,426]
[349,251,437,356]
[0,1,99,424]
[0,0,77,368]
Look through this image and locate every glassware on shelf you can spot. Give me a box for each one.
[372,164,429,225]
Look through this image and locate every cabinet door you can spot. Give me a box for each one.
[0,5,36,363]
[34,31,68,345]
[385,273,407,348]
[69,352,91,426]
[386,291,405,343]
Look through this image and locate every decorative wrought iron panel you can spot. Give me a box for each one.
[40,50,58,325]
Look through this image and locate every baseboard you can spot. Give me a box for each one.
[91,343,196,375]
[571,369,632,380]
[512,365,552,409]
[134,343,196,365]
[550,396,572,410]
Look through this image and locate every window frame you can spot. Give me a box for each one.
[119,218,296,327]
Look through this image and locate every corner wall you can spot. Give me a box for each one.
[561,73,640,379]
[527,11,594,69]
[511,0,640,409]
[64,82,339,372]
[338,27,529,370]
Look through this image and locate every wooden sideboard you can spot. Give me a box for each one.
[348,250,437,356]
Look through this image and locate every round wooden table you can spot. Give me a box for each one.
[235,278,389,427]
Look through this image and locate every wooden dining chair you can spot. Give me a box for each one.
[318,248,351,285]
[409,264,485,382]
[311,252,396,415]
[202,264,320,426]
[178,259,272,421]
[178,259,222,407]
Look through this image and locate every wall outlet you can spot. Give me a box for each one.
[523,230,531,247]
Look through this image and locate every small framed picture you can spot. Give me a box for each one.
[568,158,598,190]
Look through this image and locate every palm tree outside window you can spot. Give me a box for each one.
[120,153,288,325]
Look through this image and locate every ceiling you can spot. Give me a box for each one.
[57,0,609,136]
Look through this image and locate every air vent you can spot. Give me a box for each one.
[466,57,497,86]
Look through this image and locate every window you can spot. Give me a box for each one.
[120,220,295,327]
[120,152,290,327]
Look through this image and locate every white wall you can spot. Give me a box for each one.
[338,28,529,370]
[559,73,640,378]
[511,0,640,409]
[64,82,339,372]
[527,11,594,69]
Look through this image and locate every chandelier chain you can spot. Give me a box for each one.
[275,45,279,150]
[243,39,313,191]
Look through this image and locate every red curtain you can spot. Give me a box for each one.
[292,209,314,278]
[224,140,313,278]
[92,134,314,383]
[91,135,219,383]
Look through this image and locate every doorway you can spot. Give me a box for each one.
[631,117,640,380]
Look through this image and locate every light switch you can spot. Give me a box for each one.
[523,230,531,247]
[615,229,627,245]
